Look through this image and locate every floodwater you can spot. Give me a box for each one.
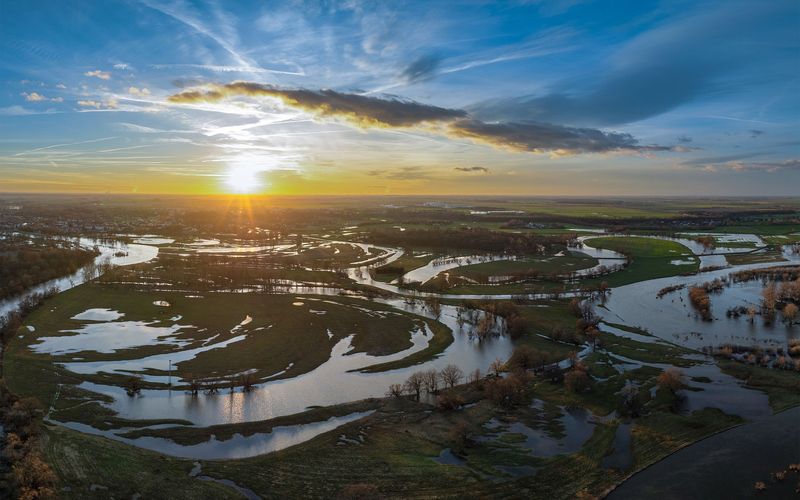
[0,237,158,317]
[600,258,800,349]
[399,254,516,284]
[72,308,125,322]
[608,406,800,500]
[602,422,633,472]
[8,232,799,463]
[73,300,513,427]
[30,320,196,355]
[53,410,374,460]
[480,403,597,457]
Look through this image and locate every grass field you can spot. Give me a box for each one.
[371,252,439,282]
[16,286,441,385]
[580,236,699,287]
[451,252,598,281]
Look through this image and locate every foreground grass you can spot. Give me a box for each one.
[42,425,239,499]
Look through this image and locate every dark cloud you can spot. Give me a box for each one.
[168,82,677,155]
[448,120,673,154]
[169,82,466,127]
[468,2,797,126]
[367,166,436,180]
[400,54,441,84]
[454,166,489,173]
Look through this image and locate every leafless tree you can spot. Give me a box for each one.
[440,364,463,388]
[404,372,425,401]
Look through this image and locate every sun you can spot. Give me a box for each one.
[224,166,261,194]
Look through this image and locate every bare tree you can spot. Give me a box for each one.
[404,372,425,401]
[440,364,464,388]
[422,369,439,394]
[239,372,256,392]
[489,358,504,377]
[425,296,442,319]
[386,384,404,398]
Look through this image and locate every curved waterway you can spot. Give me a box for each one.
[7,233,798,463]
[0,238,158,317]
[73,300,513,426]
[600,248,800,349]
[608,406,800,500]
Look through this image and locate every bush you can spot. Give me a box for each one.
[564,370,590,393]
[436,393,465,411]
[485,372,530,408]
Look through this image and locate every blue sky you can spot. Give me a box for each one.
[0,0,798,195]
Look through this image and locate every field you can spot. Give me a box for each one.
[1,195,799,500]
[580,236,698,287]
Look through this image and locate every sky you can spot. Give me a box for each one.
[0,0,798,196]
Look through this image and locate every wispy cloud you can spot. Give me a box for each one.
[151,63,304,76]
[141,0,266,75]
[399,54,441,84]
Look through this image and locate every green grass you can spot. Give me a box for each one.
[599,330,695,367]
[120,399,382,444]
[581,236,699,287]
[586,236,692,258]
[762,233,800,244]
[726,249,787,265]
[371,252,438,282]
[630,408,743,471]
[42,424,241,499]
[5,283,453,431]
[450,252,597,280]
[354,318,453,373]
[17,285,444,384]
[717,360,800,412]
[708,224,800,235]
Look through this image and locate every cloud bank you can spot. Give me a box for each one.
[168,82,674,155]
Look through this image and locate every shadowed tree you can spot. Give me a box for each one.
[440,364,464,388]
[404,372,425,401]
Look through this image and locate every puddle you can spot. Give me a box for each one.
[31,321,195,355]
[72,308,125,322]
[55,410,373,460]
[433,447,466,466]
[480,405,596,457]
[602,422,633,471]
